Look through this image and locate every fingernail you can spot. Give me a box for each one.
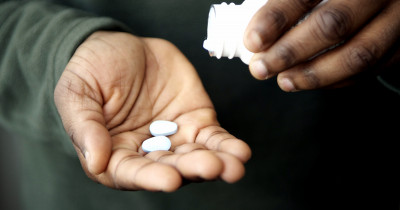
[279,77,296,92]
[251,59,268,79]
[248,31,263,50]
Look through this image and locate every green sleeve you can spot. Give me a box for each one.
[0,1,131,154]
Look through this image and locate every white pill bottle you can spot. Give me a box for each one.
[203,0,268,65]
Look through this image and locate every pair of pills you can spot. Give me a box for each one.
[141,120,178,153]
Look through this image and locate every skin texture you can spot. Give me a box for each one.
[54,31,251,192]
[244,0,400,92]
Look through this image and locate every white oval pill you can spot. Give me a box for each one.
[149,120,178,136]
[141,136,172,153]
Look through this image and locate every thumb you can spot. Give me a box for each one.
[69,119,112,175]
[54,70,112,175]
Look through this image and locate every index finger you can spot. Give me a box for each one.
[244,0,323,52]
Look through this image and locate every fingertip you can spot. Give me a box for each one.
[136,163,182,192]
[249,58,269,80]
[159,167,182,192]
[244,29,264,53]
[177,150,223,180]
[219,139,252,163]
[87,143,112,175]
[195,151,223,180]
[215,153,245,184]
[277,75,297,92]
[81,122,113,175]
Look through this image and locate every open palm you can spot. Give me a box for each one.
[54,31,251,192]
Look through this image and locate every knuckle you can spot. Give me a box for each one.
[267,8,289,31]
[314,5,354,42]
[275,43,297,69]
[301,65,321,89]
[342,43,380,74]
[296,0,322,10]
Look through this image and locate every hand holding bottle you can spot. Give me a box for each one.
[244,0,400,91]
